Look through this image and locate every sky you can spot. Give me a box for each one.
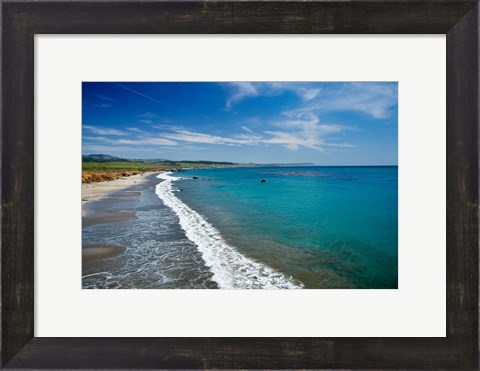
[82,82,398,165]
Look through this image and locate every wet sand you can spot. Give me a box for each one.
[82,172,160,262]
[83,245,126,261]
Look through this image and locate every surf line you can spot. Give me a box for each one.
[155,172,303,289]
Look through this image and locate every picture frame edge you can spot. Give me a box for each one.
[1,1,478,369]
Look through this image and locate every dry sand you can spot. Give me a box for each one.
[82,171,157,204]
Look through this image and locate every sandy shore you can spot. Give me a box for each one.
[82,172,160,262]
[82,171,158,204]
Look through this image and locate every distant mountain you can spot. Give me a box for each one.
[82,154,236,165]
[82,154,130,162]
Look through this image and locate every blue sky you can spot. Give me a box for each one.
[82,82,398,165]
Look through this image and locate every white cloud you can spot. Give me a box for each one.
[267,82,321,101]
[263,131,319,151]
[163,130,259,146]
[322,83,397,119]
[225,82,259,109]
[264,112,352,151]
[83,135,109,141]
[84,119,351,153]
[83,125,127,136]
[83,134,177,146]
[224,82,322,109]
[96,94,115,102]
[157,115,351,152]
[91,103,112,108]
[241,126,254,133]
[127,127,146,133]
[224,82,397,120]
[116,138,177,146]
[298,87,321,101]
[140,112,158,119]
[290,82,398,120]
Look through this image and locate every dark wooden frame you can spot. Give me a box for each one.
[1,1,478,369]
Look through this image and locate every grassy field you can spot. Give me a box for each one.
[82,161,172,172]
[82,161,242,172]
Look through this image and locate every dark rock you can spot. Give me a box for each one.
[193,176,199,179]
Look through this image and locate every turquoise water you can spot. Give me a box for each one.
[172,166,397,289]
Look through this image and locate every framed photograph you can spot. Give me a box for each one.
[81,81,399,291]
[2,1,478,369]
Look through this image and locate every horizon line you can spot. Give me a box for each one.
[82,153,398,167]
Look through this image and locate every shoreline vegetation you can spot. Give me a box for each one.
[82,154,251,184]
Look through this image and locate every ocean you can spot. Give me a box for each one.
[82,166,397,289]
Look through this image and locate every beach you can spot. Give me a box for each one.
[82,172,156,205]
[82,171,218,288]
[82,172,157,264]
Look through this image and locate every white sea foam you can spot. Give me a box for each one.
[155,172,303,289]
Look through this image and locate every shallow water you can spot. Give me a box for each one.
[174,166,398,289]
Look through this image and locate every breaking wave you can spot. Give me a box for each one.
[155,172,303,289]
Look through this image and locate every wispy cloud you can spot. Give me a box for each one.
[116,138,177,146]
[83,125,127,136]
[121,84,224,126]
[266,112,353,151]
[224,82,321,109]
[140,112,158,119]
[116,83,165,104]
[91,103,112,108]
[268,82,321,101]
[138,113,157,125]
[156,116,351,152]
[84,134,177,146]
[163,130,260,146]
[84,118,351,153]
[224,82,397,120]
[317,83,397,119]
[96,94,115,102]
[287,82,397,120]
[225,82,260,109]
[127,127,146,134]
